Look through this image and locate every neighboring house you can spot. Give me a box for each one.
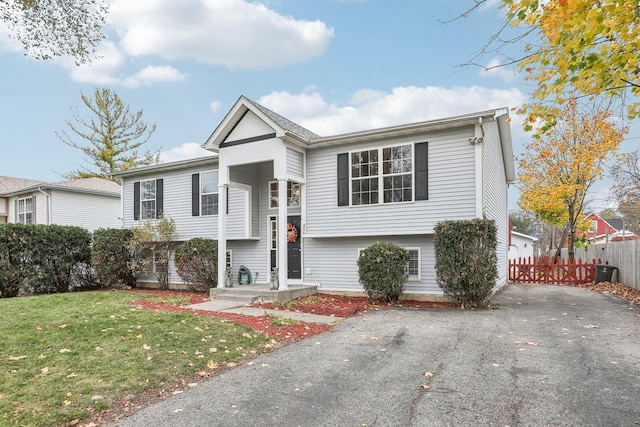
[586,212,638,244]
[0,176,121,232]
[508,231,539,260]
[116,96,515,298]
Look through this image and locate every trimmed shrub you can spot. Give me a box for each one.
[175,238,218,292]
[0,224,91,296]
[357,242,409,302]
[92,228,137,288]
[434,219,498,308]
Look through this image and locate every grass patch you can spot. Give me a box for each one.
[271,294,323,310]
[263,311,298,326]
[0,291,269,427]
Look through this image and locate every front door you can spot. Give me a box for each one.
[269,215,302,280]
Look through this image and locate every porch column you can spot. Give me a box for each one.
[217,183,229,287]
[277,178,288,290]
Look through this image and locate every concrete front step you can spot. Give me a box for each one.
[210,283,318,302]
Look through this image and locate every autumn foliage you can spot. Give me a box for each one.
[518,101,627,258]
[503,0,640,130]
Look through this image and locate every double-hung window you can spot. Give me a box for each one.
[350,144,413,206]
[200,171,219,215]
[140,180,156,220]
[406,248,420,281]
[17,197,33,224]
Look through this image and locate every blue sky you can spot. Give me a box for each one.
[0,0,635,211]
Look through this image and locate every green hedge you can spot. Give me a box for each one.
[0,224,92,297]
[92,228,137,288]
[175,238,218,292]
[434,219,498,308]
[357,242,409,302]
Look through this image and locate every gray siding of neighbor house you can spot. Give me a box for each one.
[482,120,510,288]
[303,235,439,294]
[51,190,121,231]
[305,127,477,238]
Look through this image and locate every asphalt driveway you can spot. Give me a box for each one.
[111,284,640,427]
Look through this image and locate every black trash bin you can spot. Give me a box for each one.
[595,264,618,284]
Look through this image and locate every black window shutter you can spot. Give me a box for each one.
[133,181,140,220]
[192,173,200,216]
[337,153,349,206]
[415,142,428,201]
[156,179,164,218]
[226,187,229,215]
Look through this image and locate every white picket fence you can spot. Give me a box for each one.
[559,239,640,290]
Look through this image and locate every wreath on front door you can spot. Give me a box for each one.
[287,223,298,243]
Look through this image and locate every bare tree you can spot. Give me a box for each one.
[610,149,640,234]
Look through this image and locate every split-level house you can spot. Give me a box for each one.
[115,96,515,298]
[0,176,121,232]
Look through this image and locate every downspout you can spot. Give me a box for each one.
[36,187,51,224]
[471,117,485,218]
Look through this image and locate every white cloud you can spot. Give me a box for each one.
[62,41,187,87]
[479,58,518,83]
[108,0,334,69]
[210,101,222,114]
[259,85,527,136]
[159,142,216,163]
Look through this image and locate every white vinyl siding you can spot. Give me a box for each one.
[50,190,121,231]
[304,235,438,295]
[286,147,304,179]
[306,127,477,237]
[482,119,510,289]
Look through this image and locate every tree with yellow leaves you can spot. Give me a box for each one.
[458,0,640,133]
[518,101,627,259]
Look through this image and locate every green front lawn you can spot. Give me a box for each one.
[0,291,268,426]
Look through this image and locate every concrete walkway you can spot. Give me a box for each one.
[188,300,343,325]
[114,284,640,427]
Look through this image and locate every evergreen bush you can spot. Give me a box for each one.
[92,228,137,288]
[175,238,218,292]
[357,242,409,302]
[434,219,498,308]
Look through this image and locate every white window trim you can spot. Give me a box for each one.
[406,247,421,282]
[17,197,33,224]
[140,179,156,220]
[200,170,219,216]
[349,143,415,207]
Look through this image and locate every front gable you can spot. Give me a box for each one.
[220,110,277,148]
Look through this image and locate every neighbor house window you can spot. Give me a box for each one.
[200,171,219,215]
[17,197,33,224]
[269,181,301,208]
[351,144,413,206]
[140,180,156,220]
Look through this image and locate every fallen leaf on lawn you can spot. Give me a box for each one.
[59,348,71,353]
[35,325,42,331]
[423,371,434,377]
[7,355,27,361]
[197,371,210,377]
[40,367,49,376]
[95,347,103,351]
[143,344,151,350]
[188,383,198,388]
[146,356,152,361]
[69,419,80,425]
[58,324,67,329]
[207,360,218,369]
[209,347,218,353]
[66,373,78,378]
[420,384,431,389]
[227,362,237,368]
[37,354,46,360]
[583,325,599,329]
[136,334,143,339]
[63,400,71,406]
